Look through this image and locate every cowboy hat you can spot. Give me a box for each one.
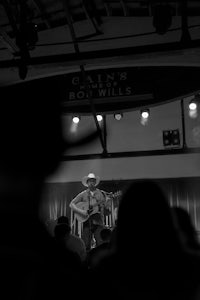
[82,173,100,187]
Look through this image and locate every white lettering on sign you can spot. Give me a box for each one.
[119,72,127,81]
[72,77,79,85]
[71,72,128,86]
[68,87,133,100]
[68,71,133,100]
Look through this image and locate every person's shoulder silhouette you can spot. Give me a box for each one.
[95,179,200,300]
[0,80,95,299]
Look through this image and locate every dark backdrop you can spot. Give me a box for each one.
[41,177,200,236]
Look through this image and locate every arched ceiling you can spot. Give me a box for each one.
[1,1,200,158]
[1,1,200,115]
[1,0,200,86]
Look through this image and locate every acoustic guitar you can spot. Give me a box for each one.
[74,191,122,223]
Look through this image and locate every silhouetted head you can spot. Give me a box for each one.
[57,216,69,225]
[116,180,182,258]
[0,80,65,179]
[54,223,71,240]
[0,79,99,219]
[0,80,67,215]
[100,228,112,242]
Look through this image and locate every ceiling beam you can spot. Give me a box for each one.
[61,147,200,161]
[0,28,19,55]
[120,0,128,17]
[1,38,200,69]
[1,0,30,79]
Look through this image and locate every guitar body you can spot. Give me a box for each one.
[73,191,122,223]
[74,202,99,223]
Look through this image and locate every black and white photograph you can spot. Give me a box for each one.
[1,1,200,299]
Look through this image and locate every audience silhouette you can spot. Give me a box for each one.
[54,216,87,262]
[87,227,112,268]
[1,81,200,300]
[0,81,96,300]
[91,180,200,300]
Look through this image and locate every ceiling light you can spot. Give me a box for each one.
[97,115,103,122]
[141,109,150,119]
[188,95,200,118]
[140,109,150,126]
[72,116,80,124]
[189,101,197,111]
[114,113,123,120]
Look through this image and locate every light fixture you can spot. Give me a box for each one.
[152,4,172,35]
[188,95,200,118]
[72,116,80,124]
[97,114,103,122]
[141,109,150,119]
[189,100,197,111]
[140,109,150,126]
[114,113,123,121]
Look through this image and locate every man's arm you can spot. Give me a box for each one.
[69,192,87,216]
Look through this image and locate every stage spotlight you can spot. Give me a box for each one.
[72,116,80,124]
[141,109,150,119]
[153,4,172,35]
[140,109,150,126]
[189,95,200,119]
[97,114,103,122]
[114,113,123,120]
[189,101,197,111]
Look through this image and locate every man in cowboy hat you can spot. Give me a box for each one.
[69,173,109,250]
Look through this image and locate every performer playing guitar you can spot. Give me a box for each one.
[69,173,111,250]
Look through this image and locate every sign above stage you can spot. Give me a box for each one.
[68,70,133,100]
[4,66,200,114]
[60,66,200,114]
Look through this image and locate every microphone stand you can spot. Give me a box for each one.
[100,190,113,228]
[88,191,92,250]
